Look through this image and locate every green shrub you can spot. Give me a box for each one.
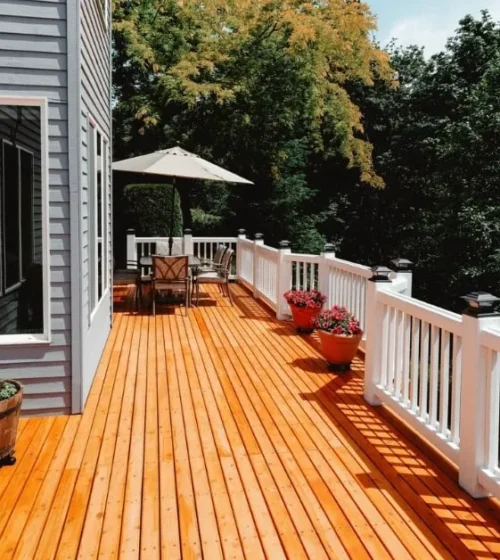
[123,183,182,237]
[0,382,18,401]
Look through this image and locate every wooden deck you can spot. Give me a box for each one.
[2,284,500,559]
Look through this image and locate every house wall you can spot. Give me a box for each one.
[0,106,43,334]
[0,0,72,415]
[78,0,112,408]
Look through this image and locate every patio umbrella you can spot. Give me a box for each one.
[113,147,253,255]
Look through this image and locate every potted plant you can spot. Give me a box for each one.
[0,380,23,466]
[314,306,363,371]
[284,289,326,333]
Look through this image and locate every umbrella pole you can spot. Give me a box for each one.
[169,177,176,256]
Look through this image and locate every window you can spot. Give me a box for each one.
[88,120,109,316]
[0,99,49,343]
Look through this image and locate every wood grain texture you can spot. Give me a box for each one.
[0,283,499,558]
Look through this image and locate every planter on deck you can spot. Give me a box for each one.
[317,330,362,372]
[284,290,327,334]
[0,380,23,466]
[314,306,363,372]
[290,305,322,333]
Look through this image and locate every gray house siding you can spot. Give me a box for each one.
[0,106,43,334]
[79,0,112,407]
[0,0,112,415]
[0,0,72,415]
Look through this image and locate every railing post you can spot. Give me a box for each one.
[459,292,500,498]
[391,258,414,297]
[126,228,136,269]
[319,243,335,306]
[277,240,292,320]
[253,233,264,298]
[183,228,193,255]
[236,229,246,281]
[364,266,394,406]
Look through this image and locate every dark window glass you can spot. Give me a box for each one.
[4,142,20,289]
[20,150,34,275]
[0,106,43,335]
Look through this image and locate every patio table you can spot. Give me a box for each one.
[138,255,202,308]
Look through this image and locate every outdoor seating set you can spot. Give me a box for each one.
[115,244,234,313]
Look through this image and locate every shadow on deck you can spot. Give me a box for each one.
[1,283,500,558]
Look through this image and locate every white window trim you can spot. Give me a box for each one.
[88,116,110,323]
[0,96,50,346]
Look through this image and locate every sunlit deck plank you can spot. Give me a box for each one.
[75,311,135,559]
[1,283,500,559]
[221,295,451,559]
[206,303,403,559]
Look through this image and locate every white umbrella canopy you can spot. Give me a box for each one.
[113,146,253,255]
[113,146,253,184]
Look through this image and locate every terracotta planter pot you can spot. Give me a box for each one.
[0,380,23,465]
[317,330,362,371]
[290,305,322,333]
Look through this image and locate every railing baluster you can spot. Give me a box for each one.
[386,307,396,394]
[402,313,411,407]
[410,317,420,413]
[451,336,462,445]
[419,321,430,420]
[380,304,389,388]
[439,331,451,436]
[394,310,404,400]
[486,350,500,471]
[429,325,440,428]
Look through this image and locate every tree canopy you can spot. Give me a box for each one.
[113,4,500,310]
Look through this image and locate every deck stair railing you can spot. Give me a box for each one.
[125,228,500,501]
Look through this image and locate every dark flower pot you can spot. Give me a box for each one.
[290,305,322,333]
[318,331,362,372]
[0,380,23,466]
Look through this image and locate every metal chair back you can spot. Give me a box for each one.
[152,255,189,283]
[213,245,227,265]
[221,248,234,275]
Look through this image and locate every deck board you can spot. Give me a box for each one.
[2,283,500,558]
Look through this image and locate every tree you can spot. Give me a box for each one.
[112,0,393,250]
[339,11,500,310]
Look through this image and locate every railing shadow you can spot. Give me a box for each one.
[296,355,500,558]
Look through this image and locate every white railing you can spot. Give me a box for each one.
[372,289,463,464]
[127,230,238,279]
[123,228,500,500]
[192,236,238,263]
[325,256,371,334]
[238,238,254,288]
[254,244,279,310]
[288,254,320,291]
[478,326,500,496]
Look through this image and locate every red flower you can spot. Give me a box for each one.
[313,306,364,336]
[284,289,326,309]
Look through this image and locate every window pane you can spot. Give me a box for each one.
[21,150,34,274]
[3,142,20,289]
[0,105,43,336]
[97,132,103,300]
[88,125,96,313]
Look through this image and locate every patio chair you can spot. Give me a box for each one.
[199,244,227,269]
[194,248,234,306]
[151,255,190,315]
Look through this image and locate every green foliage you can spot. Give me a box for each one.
[0,382,18,402]
[112,0,393,187]
[339,11,500,310]
[123,184,182,237]
[113,4,500,311]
